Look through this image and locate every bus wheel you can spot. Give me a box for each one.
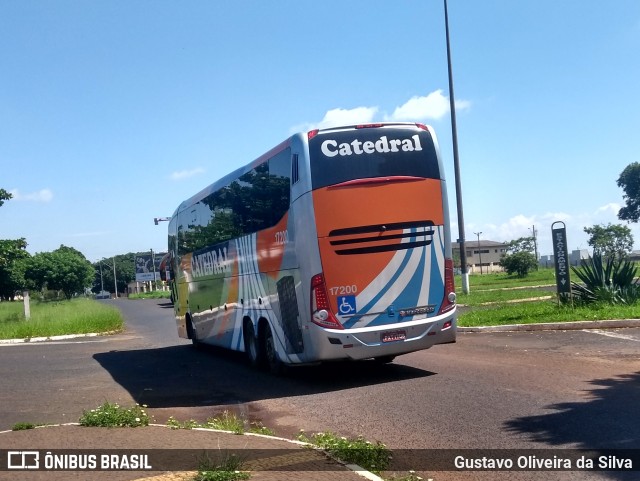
[263,324,283,374]
[244,321,261,367]
[373,355,396,364]
[187,317,200,348]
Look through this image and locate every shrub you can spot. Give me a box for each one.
[571,250,640,305]
[500,251,538,278]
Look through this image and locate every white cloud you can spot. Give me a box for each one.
[479,214,539,243]
[291,89,471,133]
[291,106,379,133]
[465,206,640,257]
[594,203,621,216]
[386,89,468,122]
[9,188,53,202]
[169,168,205,181]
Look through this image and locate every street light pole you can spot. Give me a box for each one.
[444,0,469,294]
[101,258,118,298]
[530,225,539,270]
[112,257,117,298]
[151,248,157,291]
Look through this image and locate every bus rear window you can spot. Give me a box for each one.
[309,127,441,190]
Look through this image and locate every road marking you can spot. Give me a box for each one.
[582,329,640,342]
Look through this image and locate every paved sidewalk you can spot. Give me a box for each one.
[0,424,382,481]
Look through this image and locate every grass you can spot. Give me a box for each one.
[77,405,250,480]
[456,268,555,290]
[459,299,640,327]
[194,452,250,481]
[0,298,124,339]
[128,290,171,300]
[297,431,391,475]
[165,410,276,435]
[12,422,36,431]
[458,288,552,307]
[456,267,640,326]
[167,411,245,433]
[79,402,151,427]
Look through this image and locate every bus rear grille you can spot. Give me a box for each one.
[328,221,434,255]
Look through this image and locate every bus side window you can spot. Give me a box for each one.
[268,148,291,225]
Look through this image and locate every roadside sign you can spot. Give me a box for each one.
[551,222,571,301]
[135,253,163,282]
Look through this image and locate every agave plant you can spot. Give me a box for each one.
[571,250,640,305]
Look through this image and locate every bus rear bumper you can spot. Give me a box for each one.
[309,313,457,362]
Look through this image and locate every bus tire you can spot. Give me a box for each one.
[187,316,200,348]
[262,322,283,374]
[244,320,261,367]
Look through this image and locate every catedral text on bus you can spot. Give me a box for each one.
[167,123,457,372]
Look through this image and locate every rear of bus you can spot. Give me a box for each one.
[305,123,456,362]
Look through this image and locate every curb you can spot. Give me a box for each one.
[458,318,640,333]
[0,332,115,345]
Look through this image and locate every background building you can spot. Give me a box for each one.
[452,240,509,274]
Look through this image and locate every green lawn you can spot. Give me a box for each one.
[458,288,552,307]
[0,298,123,339]
[459,299,640,327]
[456,268,556,290]
[455,267,640,326]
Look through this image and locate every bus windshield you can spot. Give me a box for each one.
[308,125,441,190]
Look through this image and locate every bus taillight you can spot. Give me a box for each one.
[310,273,344,330]
[438,258,457,315]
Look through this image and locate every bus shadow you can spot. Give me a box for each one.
[503,371,640,481]
[92,344,434,409]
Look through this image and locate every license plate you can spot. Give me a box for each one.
[381,330,406,343]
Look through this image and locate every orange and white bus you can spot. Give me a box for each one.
[168,123,457,371]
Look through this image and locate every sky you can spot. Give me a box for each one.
[1,0,640,263]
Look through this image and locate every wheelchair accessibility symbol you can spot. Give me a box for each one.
[337,295,357,315]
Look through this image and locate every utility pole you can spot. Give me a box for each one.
[112,257,118,298]
[101,258,118,298]
[474,231,483,274]
[444,0,469,293]
[151,248,157,291]
[530,225,539,270]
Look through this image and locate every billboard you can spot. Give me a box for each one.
[135,253,165,282]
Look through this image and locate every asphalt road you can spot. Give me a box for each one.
[1,299,639,480]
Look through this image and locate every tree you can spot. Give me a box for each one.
[92,253,136,294]
[24,245,94,300]
[0,189,11,207]
[583,223,633,260]
[500,236,538,277]
[0,238,30,300]
[617,162,640,222]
